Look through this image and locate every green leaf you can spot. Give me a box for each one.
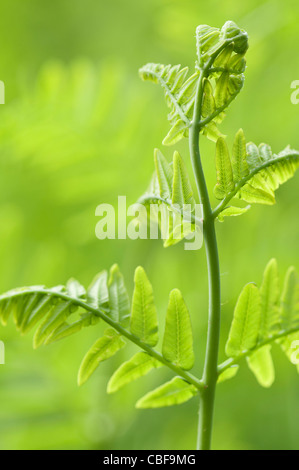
[159,203,199,250]
[196,25,222,64]
[196,21,248,66]
[216,141,299,215]
[140,22,248,146]
[108,264,130,325]
[247,345,275,388]
[213,44,234,69]
[33,300,75,348]
[66,278,86,299]
[162,289,194,370]
[136,377,197,409]
[221,261,299,387]
[0,297,18,326]
[139,63,197,146]
[215,72,230,108]
[225,283,261,357]
[279,332,299,373]
[217,205,250,222]
[172,151,195,209]
[20,290,62,334]
[45,312,100,345]
[78,328,126,386]
[162,119,187,146]
[202,121,224,142]
[221,21,249,54]
[280,267,299,330]
[214,137,234,199]
[137,149,199,249]
[154,148,173,200]
[15,292,46,331]
[217,365,239,384]
[87,270,109,308]
[238,145,299,204]
[279,268,299,369]
[130,266,159,346]
[232,129,249,181]
[0,267,127,352]
[246,142,263,169]
[259,259,280,339]
[214,72,244,113]
[236,183,275,205]
[202,79,215,117]
[107,352,162,393]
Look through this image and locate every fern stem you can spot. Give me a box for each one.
[189,68,221,450]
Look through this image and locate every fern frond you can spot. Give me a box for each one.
[137,149,201,248]
[139,63,197,146]
[0,265,202,405]
[214,130,299,219]
[139,21,249,146]
[219,260,299,388]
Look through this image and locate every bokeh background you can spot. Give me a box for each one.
[0,0,298,450]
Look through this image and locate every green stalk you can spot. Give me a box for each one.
[189,70,221,450]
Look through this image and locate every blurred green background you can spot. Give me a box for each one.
[0,0,299,450]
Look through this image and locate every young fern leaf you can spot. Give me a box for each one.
[214,137,235,199]
[219,260,299,388]
[280,267,299,330]
[278,268,299,369]
[78,328,126,386]
[217,205,250,222]
[136,377,198,409]
[17,287,66,334]
[202,79,215,118]
[259,258,280,339]
[225,283,261,357]
[162,289,194,370]
[107,352,162,394]
[214,131,299,219]
[87,270,109,308]
[130,266,159,347]
[137,149,200,248]
[66,278,86,299]
[172,151,195,209]
[33,300,77,348]
[108,264,130,325]
[246,345,275,388]
[217,365,239,384]
[139,22,248,146]
[154,148,173,200]
[0,285,97,345]
[232,128,249,181]
[139,63,198,146]
[196,21,248,68]
[0,266,201,396]
[197,22,248,135]
[45,312,100,345]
